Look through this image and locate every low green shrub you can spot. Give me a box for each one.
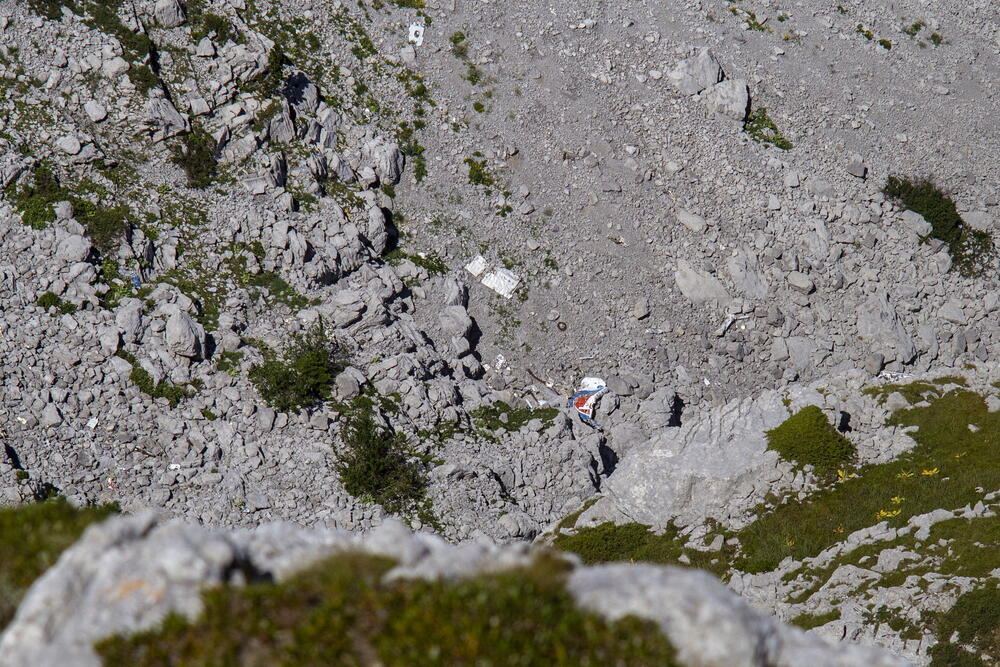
[766,405,855,474]
[249,322,344,412]
[36,291,76,314]
[884,176,995,277]
[3,163,64,229]
[0,498,117,628]
[334,396,428,517]
[96,553,679,665]
[170,126,219,189]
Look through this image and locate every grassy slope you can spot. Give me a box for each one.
[0,497,117,628]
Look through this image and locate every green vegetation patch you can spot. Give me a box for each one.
[470,400,558,435]
[884,176,995,277]
[863,375,967,405]
[4,164,133,253]
[186,0,242,44]
[744,108,793,150]
[464,155,495,187]
[36,291,77,314]
[384,249,448,276]
[929,585,1000,667]
[97,553,678,665]
[170,126,219,189]
[0,497,117,628]
[554,522,734,579]
[766,406,855,474]
[790,608,841,630]
[249,322,345,412]
[334,395,429,518]
[115,350,197,407]
[737,387,1000,573]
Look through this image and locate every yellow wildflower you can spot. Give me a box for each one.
[890,496,905,504]
[921,467,940,476]
[896,471,914,479]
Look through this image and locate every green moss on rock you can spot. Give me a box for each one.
[96,553,679,665]
[766,405,855,474]
[554,522,734,578]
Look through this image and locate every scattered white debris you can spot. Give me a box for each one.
[464,254,489,277]
[408,24,424,46]
[168,463,181,471]
[714,312,751,337]
[86,417,98,429]
[465,255,522,298]
[481,268,521,299]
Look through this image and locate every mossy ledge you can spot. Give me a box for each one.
[96,553,679,665]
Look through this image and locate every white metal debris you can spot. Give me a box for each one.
[408,24,424,46]
[464,255,522,298]
[464,254,489,277]
[481,268,521,299]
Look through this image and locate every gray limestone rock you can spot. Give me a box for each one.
[668,48,724,95]
[155,0,186,27]
[674,260,731,306]
[56,235,92,264]
[568,565,905,667]
[703,80,750,122]
[165,312,206,359]
[726,250,768,299]
[600,390,788,528]
[856,291,917,364]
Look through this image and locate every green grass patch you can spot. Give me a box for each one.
[554,497,599,534]
[766,405,855,475]
[36,291,77,314]
[554,522,734,579]
[744,108,793,150]
[384,249,448,276]
[737,388,1000,573]
[96,553,678,665]
[790,608,841,630]
[470,401,558,436]
[884,176,995,277]
[929,585,1000,667]
[249,322,345,412]
[449,30,468,58]
[216,349,244,377]
[0,498,117,628]
[862,376,966,405]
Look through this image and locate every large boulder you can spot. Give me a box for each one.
[599,389,789,528]
[361,139,405,186]
[165,311,206,359]
[703,80,750,122]
[154,0,186,27]
[667,48,724,95]
[856,291,917,364]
